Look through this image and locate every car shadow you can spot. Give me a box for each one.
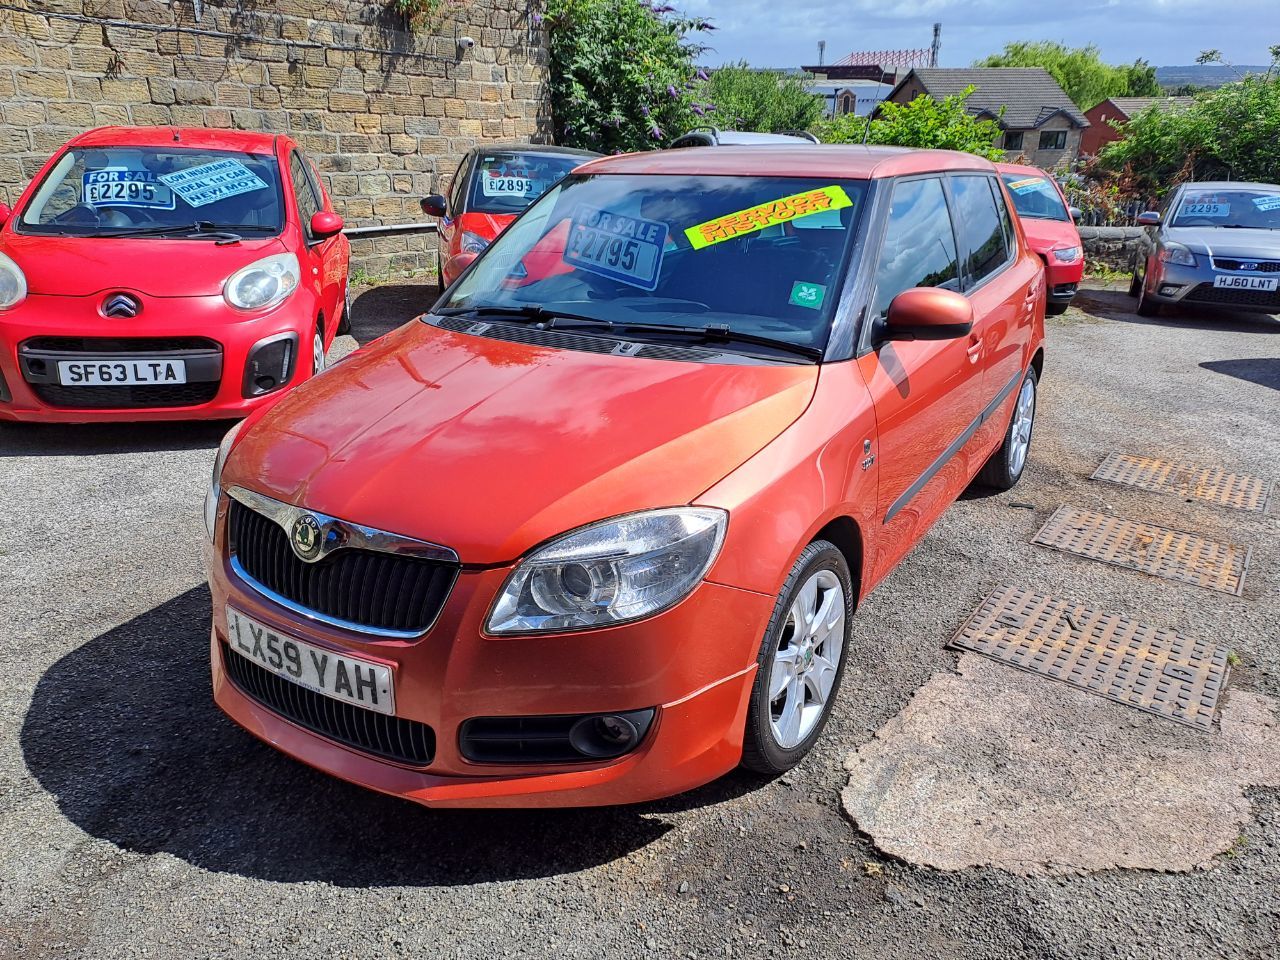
[1073,288,1280,334]
[349,283,441,346]
[20,586,762,886]
[0,419,231,458]
[1199,357,1280,391]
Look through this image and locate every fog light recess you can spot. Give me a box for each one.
[242,332,298,398]
[459,708,656,764]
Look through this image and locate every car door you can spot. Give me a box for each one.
[948,173,1039,442]
[855,175,988,584]
[438,152,472,281]
[288,151,343,332]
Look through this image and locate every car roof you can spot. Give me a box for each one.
[1174,180,1280,192]
[670,130,818,147]
[469,142,601,158]
[994,162,1053,178]
[574,145,996,179]
[69,126,282,154]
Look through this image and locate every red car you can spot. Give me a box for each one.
[0,126,350,423]
[421,144,599,288]
[996,163,1084,314]
[206,146,1045,808]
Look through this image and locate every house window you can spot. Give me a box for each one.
[1003,131,1024,151]
[839,93,854,115]
[1038,130,1068,151]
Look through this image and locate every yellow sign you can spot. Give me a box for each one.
[685,185,853,250]
[1005,177,1041,191]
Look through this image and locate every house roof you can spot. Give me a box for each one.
[1103,96,1196,117]
[888,68,1089,129]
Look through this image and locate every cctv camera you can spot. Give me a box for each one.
[457,36,476,51]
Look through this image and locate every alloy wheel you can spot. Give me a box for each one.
[767,568,846,749]
[312,330,326,375]
[1008,376,1036,477]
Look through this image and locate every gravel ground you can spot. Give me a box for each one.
[1,282,1277,959]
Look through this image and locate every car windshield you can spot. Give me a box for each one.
[467,152,584,215]
[1170,188,1280,229]
[440,173,867,354]
[1000,174,1069,221]
[16,146,284,237]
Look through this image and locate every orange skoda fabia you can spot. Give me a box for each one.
[205,146,1045,808]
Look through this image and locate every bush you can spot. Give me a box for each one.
[814,86,1003,160]
[545,0,713,152]
[1098,61,1280,191]
[700,62,825,133]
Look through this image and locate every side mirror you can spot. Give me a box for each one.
[421,194,447,218]
[309,211,344,239]
[1137,210,1161,226]
[1068,206,1082,222]
[0,202,10,228]
[881,287,974,342]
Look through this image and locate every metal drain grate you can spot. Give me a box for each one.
[950,584,1230,729]
[1032,506,1249,596]
[1091,453,1273,513]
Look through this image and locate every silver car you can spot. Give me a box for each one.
[1129,180,1280,317]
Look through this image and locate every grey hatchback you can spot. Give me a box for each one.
[1129,181,1280,316]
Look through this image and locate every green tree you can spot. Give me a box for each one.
[975,41,1161,109]
[814,86,1004,160]
[544,0,713,152]
[699,62,825,133]
[1099,59,1280,189]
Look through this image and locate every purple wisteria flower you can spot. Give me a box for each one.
[696,68,708,81]
[667,84,679,98]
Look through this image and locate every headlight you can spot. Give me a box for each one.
[1052,246,1082,263]
[223,253,300,311]
[204,420,245,540]
[0,251,27,309]
[486,507,728,635]
[459,231,490,255]
[1159,243,1196,267]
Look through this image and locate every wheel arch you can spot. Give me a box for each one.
[809,514,865,609]
[1030,345,1044,380]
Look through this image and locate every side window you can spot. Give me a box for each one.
[991,178,1017,258]
[448,154,471,214]
[871,177,960,320]
[289,152,322,232]
[950,175,1011,286]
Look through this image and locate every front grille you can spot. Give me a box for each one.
[1212,259,1280,273]
[31,381,220,408]
[22,335,220,353]
[222,644,435,766]
[228,500,457,634]
[1184,283,1280,309]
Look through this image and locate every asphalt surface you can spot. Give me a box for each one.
[1,282,1277,959]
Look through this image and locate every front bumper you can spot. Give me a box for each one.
[206,534,775,808]
[0,292,315,423]
[1144,260,1280,313]
[1045,257,1084,304]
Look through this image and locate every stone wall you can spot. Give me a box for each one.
[0,0,550,278]
[1079,225,1146,272]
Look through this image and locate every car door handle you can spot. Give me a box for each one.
[966,336,983,364]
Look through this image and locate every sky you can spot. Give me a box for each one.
[680,0,1277,70]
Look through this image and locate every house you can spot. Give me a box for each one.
[809,81,891,118]
[1080,97,1196,156]
[883,68,1089,168]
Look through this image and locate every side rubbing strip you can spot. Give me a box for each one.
[884,367,1024,525]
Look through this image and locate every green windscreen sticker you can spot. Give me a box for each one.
[789,281,826,310]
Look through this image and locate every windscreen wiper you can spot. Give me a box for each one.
[553,318,825,362]
[95,220,252,244]
[434,304,605,326]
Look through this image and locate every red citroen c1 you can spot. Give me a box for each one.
[996,162,1084,314]
[0,126,350,423]
[206,145,1045,808]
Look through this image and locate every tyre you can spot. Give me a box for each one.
[741,540,854,775]
[1135,274,1162,317]
[337,283,352,335]
[1127,270,1142,298]
[1046,301,1068,316]
[310,324,327,377]
[975,366,1038,491]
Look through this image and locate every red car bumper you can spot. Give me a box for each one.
[1045,256,1085,304]
[0,291,317,423]
[206,527,774,809]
